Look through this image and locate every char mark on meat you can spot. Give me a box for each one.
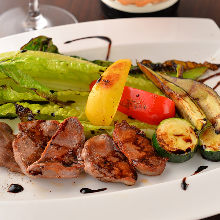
[113,120,167,176]
[0,122,21,173]
[13,120,59,175]
[81,134,137,185]
[27,117,85,178]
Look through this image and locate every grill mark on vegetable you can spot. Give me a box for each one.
[97,76,102,83]
[128,116,134,119]
[15,104,35,122]
[64,36,112,61]
[0,116,17,120]
[21,100,49,104]
[181,165,208,190]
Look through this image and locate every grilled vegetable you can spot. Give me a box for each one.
[86,59,131,126]
[90,80,175,125]
[141,59,218,73]
[0,50,106,91]
[0,63,54,101]
[152,118,198,162]
[200,126,220,161]
[0,86,45,104]
[0,92,88,120]
[138,62,207,131]
[180,67,207,80]
[118,86,175,125]
[159,74,220,134]
[20,36,59,53]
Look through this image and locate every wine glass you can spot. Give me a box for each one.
[0,0,78,38]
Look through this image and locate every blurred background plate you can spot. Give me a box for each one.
[101,0,179,13]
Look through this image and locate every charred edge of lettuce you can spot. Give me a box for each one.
[20,36,59,53]
[15,104,35,122]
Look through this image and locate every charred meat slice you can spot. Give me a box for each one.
[27,117,85,178]
[13,120,59,175]
[113,121,167,176]
[81,134,137,185]
[0,122,21,173]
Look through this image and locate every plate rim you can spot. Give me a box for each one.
[0,17,219,220]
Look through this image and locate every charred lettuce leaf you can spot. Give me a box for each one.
[0,50,106,91]
[20,36,59,53]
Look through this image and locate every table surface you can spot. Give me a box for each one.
[0,0,219,219]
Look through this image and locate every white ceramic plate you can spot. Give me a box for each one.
[0,18,220,220]
[101,0,179,13]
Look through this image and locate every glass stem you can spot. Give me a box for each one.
[24,0,48,31]
[28,0,41,18]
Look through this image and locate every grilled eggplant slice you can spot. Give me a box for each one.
[138,62,207,131]
[159,73,220,134]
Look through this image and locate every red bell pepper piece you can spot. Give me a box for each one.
[89,80,175,125]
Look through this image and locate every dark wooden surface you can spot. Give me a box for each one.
[40,0,220,26]
[0,0,219,219]
[0,0,220,27]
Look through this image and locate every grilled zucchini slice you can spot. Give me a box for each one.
[152,118,198,162]
[200,126,220,161]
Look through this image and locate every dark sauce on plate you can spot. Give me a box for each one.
[80,187,107,194]
[7,184,24,193]
[198,72,220,83]
[64,36,112,60]
[181,166,208,191]
[213,81,220,91]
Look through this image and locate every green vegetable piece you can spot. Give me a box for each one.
[169,67,208,80]
[0,50,106,91]
[20,36,59,53]
[126,75,163,95]
[182,67,208,80]
[92,60,113,67]
[81,121,113,139]
[199,126,220,161]
[0,62,53,100]
[0,86,46,104]
[152,118,198,163]
[0,103,17,118]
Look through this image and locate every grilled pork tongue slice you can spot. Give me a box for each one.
[81,134,137,185]
[27,117,85,178]
[13,120,59,175]
[113,121,167,176]
[0,122,21,173]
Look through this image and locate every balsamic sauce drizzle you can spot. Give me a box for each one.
[64,36,112,60]
[198,72,220,83]
[80,187,107,194]
[181,166,208,191]
[7,184,24,193]
[213,81,220,90]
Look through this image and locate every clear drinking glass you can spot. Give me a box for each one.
[0,0,78,37]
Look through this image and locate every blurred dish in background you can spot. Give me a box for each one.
[101,0,179,13]
[116,0,168,7]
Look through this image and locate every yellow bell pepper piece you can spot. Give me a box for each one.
[85,59,131,126]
